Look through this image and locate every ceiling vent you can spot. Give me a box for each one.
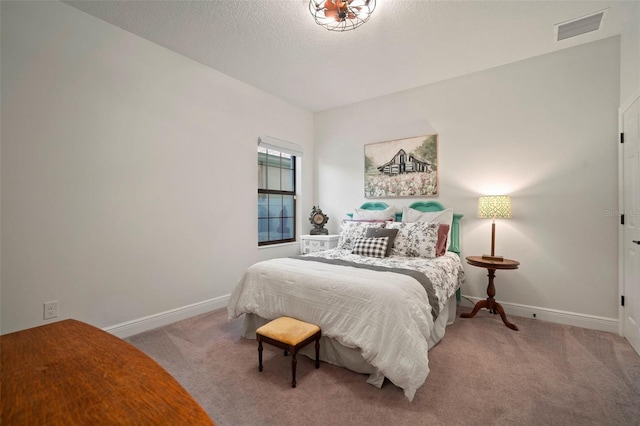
[554,9,608,42]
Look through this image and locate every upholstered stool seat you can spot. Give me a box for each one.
[256,317,321,388]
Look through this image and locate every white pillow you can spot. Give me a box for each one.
[352,206,395,221]
[385,221,439,258]
[401,207,454,250]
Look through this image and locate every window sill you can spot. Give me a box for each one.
[258,241,298,250]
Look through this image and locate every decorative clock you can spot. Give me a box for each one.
[309,206,329,235]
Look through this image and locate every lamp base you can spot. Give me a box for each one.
[482,254,504,261]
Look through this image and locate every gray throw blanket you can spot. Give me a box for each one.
[292,255,440,321]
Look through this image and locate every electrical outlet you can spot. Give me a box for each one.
[44,301,58,320]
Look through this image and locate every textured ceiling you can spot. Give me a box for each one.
[64,1,634,112]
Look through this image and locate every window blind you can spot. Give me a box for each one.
[258,136,303,158]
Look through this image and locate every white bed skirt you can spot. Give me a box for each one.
[240,294,458,388]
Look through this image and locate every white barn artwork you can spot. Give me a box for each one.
[364,135,438,198]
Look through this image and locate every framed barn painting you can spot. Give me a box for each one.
[364,134,438,198]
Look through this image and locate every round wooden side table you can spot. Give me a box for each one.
[461,256,520,331]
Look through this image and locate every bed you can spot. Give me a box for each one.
[227,201,464,401]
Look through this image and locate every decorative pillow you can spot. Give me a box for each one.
[337,221,386,250]
[351,237,389,258]
[365,227,399,257]
[385,221,439,258]
[352,206,395,221]
[436,224,450,256]
[401,207,454,250]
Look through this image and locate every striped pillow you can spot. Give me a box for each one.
[351,237,389,258]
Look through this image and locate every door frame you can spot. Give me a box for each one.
[618,89,640,337]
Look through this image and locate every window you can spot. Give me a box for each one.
[258,147,296,245]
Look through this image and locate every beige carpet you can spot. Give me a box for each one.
[126,307,640,426]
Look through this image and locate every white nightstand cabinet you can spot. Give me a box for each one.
[300,234,340,254]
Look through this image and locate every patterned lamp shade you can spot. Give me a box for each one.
[477,196,512,219]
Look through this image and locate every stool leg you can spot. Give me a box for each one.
[291,349,297,388]
[315,338,320,369]
[258,340,263,372]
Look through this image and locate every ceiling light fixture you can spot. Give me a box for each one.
[309,0,376,32]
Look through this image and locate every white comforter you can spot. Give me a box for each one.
[227,250,464,401]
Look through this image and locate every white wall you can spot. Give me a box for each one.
[1,2,628,335]
[620,1,640,107]
[0,1,314,334]
[315,37,620,324]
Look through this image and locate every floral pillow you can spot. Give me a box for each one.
[401,207,454,250]
[337,221,386,250]
[385,221,439,258]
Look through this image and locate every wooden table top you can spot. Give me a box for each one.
[466,255,520,270]
[1,319,214,425]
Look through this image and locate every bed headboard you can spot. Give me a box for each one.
[347,201,463,255]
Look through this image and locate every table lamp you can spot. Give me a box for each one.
[477,195,511,261]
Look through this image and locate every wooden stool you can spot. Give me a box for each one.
[256,317,321,388]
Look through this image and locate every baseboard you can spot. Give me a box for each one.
[104,293,619,338]
[458,295,619,334]
[104,294,230,339]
